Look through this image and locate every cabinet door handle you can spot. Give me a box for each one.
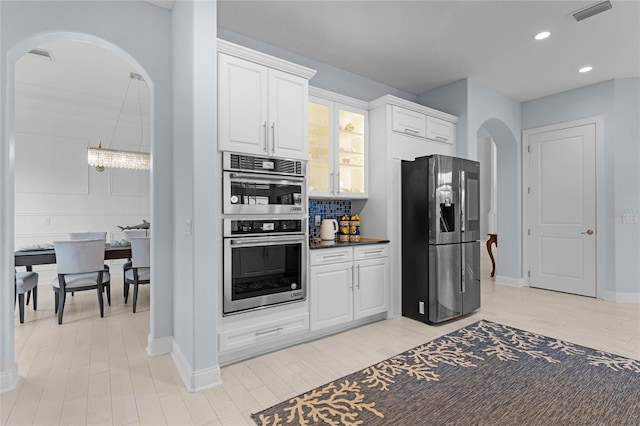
[255,327,284,336]
[356,264,360,289]
[271,123,276,153]
[263,122,268,153]
[322,254,346,260]
[435,136,449,142]
[349,266,353,289]
[404,128,419,135]
[362,250,383,256]
[330,172,334,194]
[335,172,340,194]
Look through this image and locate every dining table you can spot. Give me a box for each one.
[15,244,132,271]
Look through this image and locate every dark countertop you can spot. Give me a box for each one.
[309,237,390,250]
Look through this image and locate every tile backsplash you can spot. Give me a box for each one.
[309,199,352,239]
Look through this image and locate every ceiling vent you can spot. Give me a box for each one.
[130,72,145,82]
[572,0,612,22]
[28,48,55,61]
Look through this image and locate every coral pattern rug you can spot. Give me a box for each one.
[252,320,640,425]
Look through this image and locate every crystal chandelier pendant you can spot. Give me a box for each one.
[87,72,150,172]
[88,141,151,171]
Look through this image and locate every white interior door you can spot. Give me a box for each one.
[528,123,596,297]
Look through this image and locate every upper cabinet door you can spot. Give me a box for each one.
[308,97,333,197]
[268,69,309,161]
[426,116,455,144]
[218,53,268,155]
[337,104,367,198]
[392,106,426,138]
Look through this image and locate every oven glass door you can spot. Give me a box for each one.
[223,171,306,215]
[224,235,306,314]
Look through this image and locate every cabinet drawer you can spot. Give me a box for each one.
[392,106,426,138]
[426,116,454,144]
[354,244,389,260]
[219,313,308,353]
[310,247,353,266]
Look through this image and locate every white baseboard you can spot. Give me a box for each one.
[495,275,527,287]
[146,334,173,356]
[0,362,20,393]
[603,290,640,303]
[171,339,222,393]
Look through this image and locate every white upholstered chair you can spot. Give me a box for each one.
[124,237,150,313]
[122,230,148,298]
[14,269,38,323]
[69,231,111,305]
[53,238,111,324]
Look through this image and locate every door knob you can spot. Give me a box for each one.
[581,229,594,235]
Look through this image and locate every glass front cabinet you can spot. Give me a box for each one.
[308,88,368,199]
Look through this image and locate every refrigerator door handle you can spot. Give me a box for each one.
[460,170,465,235]
[461,243,466,293]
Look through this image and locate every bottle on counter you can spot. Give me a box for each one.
[349,214,361,242]
[339,215,350,242]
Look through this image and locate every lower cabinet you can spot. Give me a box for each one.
[310,244,389,331]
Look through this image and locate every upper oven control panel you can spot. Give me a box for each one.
[224,218,304,237]
[223,152,305,177]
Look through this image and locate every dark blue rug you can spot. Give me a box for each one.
[252,319,640,425]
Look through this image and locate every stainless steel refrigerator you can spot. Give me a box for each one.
[401,154,480,324]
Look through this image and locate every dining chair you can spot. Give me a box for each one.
[14,269,38,324]
[122,230,148,298]
[69,231,111,305]
[52,238,111,324]
[124,237,150,313]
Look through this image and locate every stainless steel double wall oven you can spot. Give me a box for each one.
[222,152,307,315]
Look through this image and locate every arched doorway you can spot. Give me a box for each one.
[476,118,522,284]
[1,31,161,392]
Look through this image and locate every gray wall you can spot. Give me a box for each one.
[523,79,640,296]
[172,0,220,383]
[420,78,523,281]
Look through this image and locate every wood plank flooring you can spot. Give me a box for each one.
[3,248,639,425]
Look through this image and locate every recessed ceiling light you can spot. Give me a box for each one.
[578,66,593,73]
[534,31,551,40]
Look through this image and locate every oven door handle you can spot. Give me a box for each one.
[229,236,306,246]
[229,172,305,184]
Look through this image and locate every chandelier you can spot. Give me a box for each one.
[87,72,150,171]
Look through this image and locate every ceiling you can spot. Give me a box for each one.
[217,0,640,101]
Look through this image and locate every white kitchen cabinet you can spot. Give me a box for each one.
[392,105,426,138]
[426,115,455,144]
[310,244,389,331]
[390,103,455,146]
[308,87,369,199]
[310,261,354,330]
[363,95,458,320]
[217,41,316,161]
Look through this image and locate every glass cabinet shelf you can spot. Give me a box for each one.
[308,91,368,199]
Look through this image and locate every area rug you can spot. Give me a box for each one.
[252,319,640,425]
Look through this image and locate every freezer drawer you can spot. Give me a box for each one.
[428,244,462,323]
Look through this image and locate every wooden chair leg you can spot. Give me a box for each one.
[57,291,66,324]
[18,293,25,324]
[32,286,38,311]
[133,283,139,313]
[26,290,30,305]
[124,282,130,304]
[54,290,59,314]
[106,284,111,306]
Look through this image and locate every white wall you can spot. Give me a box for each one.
[1,0,173,392]
[478,137,496,236]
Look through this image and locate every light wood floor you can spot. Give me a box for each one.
[3,249,639,426]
